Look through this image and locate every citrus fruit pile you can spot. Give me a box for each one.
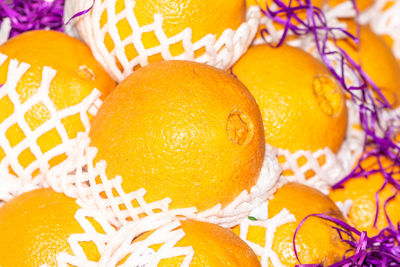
[0,0,400,266]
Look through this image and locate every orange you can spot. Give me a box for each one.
[89,60,265,211]
[233,183,349,266]
[232,44,348,153]
[337,21,400,107]
[329,156,400,236]
[101,0,246,63]
[380,33,400,72]
[0,30,116,174]
[328,0,375,11]
[0,188,100,267]
[127,220,261,266]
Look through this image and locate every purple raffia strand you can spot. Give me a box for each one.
[0,0,65,37]
[293,213,400,266]
[64,0,95,25]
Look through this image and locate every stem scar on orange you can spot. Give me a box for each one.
[232,44,348,154]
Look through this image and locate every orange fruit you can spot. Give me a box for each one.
[127,220,261,266]
[89,60,265,211]
[0,188,100,267]
[233,183,349,266]
[329,156,400,236]
[100,0,246,64]
[380,33,400,72]
[337,21,400,107]
[232,44,348,153]
[0,30,116,175]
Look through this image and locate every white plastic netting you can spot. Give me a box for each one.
[276,100,364,194]
[63,0,260,82]
[100,219,194,266]
[0,52,102,204]
[370,0,400,59]
[236,208,296,267]
[55,207,195,267]
[46,132,282,229]
[55,194,296,267]
[335,199,353,217]
[0,18,11,45]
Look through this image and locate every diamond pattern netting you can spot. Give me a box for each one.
[236,208,296,267]
[44,133,293,266]
[0,18,11,45]
[46,132,282,229]
[0,52,102,205]
[370,0,400,59]
[64,0,260,82]
[276,100,365,194]
[98,219,194,266]
[47,203,195,266]
[53,198,297,266]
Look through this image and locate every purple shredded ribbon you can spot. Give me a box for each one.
[293,213,400,266]
[258,0,400,264]
[64,0,95,25]
[0,0,65,38]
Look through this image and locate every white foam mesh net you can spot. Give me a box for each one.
[236,207,296,267]
[0,52,102,205]
[54,196,296,267]
[0,18,11,45]
[370,0,400,59]
[54,206,195,267]
[46,132,282,229]
[63,0,260,82]
[335,199,353,217]
[275,100,364,194]
[101,219,194,267]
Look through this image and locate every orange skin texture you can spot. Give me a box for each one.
[0,30,116,169]
[337,21,400,107]
[233,183,348,266]
[89,60,265,212]
[0,188,100,267]
[232,44,348,153]
[101,0,246,61]
[381,35,400,74]
[131,220,261,266]
[329,156,400,236]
